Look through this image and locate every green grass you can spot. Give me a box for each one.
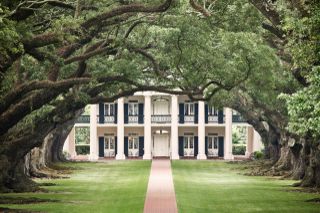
[172,160,320,213]
[0,161,151,213]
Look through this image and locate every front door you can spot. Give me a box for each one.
[104,136,115,157]
[153,134,169,157]
[208,136,219,156]
[128,136,139,157]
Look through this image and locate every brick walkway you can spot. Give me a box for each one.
[143,159,178,213]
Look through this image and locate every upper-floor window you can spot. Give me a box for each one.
[208,106,218,116]
[104,103,114,116]
[184,102,194,115]
[129,102,139,116]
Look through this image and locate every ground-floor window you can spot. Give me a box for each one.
[128,135,139,157]
[75,127,90,155]
[208,136,218,156]
[184,136,194,156]
[104,136,115,157]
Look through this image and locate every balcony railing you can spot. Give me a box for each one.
[151,115,171,123]
[125,115,144,124]
[104,116,115,123]
[208,115,218,123]
[75,115,90,123]
[232,115,246,123]
[184,115,194,123]
[96,115,115,124]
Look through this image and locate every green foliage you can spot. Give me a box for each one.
[232,145,246,155]
[253,151,264,159]
[281,67,320,138]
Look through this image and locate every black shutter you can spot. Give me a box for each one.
[99,103,104,124]
[114,103,118,124]
[218,136,224,157]
[139,136,144,156]
[194,136,198,157]
[115,136,117,155]
[124,103,128,124]
[138,103,144,124]
[98,137,104,157]
[205,104,208,124]
[218,110,224,124]
[179,136,184,156]
[179,103,184,124]
[194,103,198,124]
[205,136,208,155]
[124,137,128,156]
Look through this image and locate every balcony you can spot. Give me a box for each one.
[125,115,144,124]
[96,115,116,124]
[184,115,195,123]
[232,115,246,123]
[75,115,90,123]
[151,115,171,124]
[208,115,218,123]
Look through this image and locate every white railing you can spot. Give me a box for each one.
[208,116,218,123]
[184,115,194,123]
[151,115,171,123]
[128,115,139,123]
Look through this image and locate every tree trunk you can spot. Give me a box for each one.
[289,141,305,180]
[27,117,78,178]
[299,140,320,188]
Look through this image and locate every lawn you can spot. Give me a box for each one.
[0,161,151,213]
[172,160,320,213]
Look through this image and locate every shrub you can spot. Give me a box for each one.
[253,151,264,159]
[232,145,246,155]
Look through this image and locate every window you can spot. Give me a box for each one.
[104,103,114,116]
[208,136,218,150]
[104,137,115,150]
[129,102,139,115]
[184,136,194,149]
[208,106,218,116]
[128,136,139,149]
[184,102,194,115]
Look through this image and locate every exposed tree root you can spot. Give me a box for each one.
[0,196,58,204]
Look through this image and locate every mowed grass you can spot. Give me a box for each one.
[0,161,151,213]
[172,160,320,213]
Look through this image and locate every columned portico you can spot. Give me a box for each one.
[116,98,126,160]
[89,104,98,160]
[171,95,179,159]
[143,94,152,159]
[197,101,207,159]
[224,107,234,160]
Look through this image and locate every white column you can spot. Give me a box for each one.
[224,107,234,160]
[253,129,262,152]
[197,101,207,159]
[69,127,76,158]
[116,98,126,160]
[143,94,152,159]
[246,126,254,157]
[89,104,98,160]
[171,95,179,159]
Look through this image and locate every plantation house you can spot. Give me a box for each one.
[63,92,263,160]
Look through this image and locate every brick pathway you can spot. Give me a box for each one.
[143,159,178,213]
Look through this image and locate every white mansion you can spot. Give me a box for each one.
[63,91,263,160]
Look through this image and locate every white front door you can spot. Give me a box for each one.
[104,136,115,157]
[128,136,139,157]
[208,136,219,156]
[153,134,169,157]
